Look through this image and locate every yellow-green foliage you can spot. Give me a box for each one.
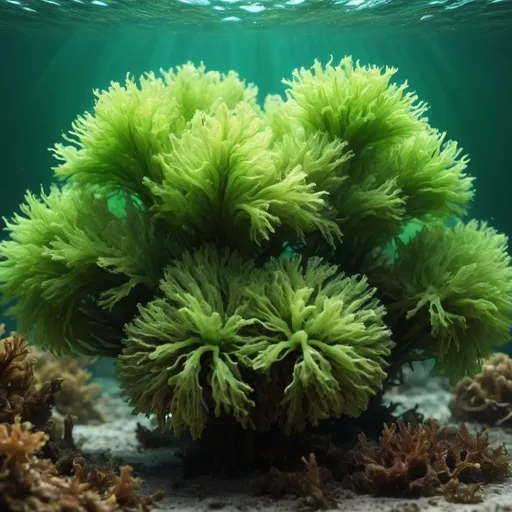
[243,257,392,434]
[161,61,260,122]
[119,247,258,439]
[119,247,392,438]
[51,73,184,205]
[282,57,428,147]
[1,57,510,440]
[51,61,258,206]
[271,57,474,264]
[145,102,339,256]
[376,220,512,381]
[0,187,170,356]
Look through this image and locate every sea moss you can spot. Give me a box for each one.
[0,58,510,442]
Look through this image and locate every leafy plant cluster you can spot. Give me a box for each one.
[1,58,511,440]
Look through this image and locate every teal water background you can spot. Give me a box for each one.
[1,6,511,333]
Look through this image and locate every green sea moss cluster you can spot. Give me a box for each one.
[1,58,511,440]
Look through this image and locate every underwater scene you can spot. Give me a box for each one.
[1,1,512,511]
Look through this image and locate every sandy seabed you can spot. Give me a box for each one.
[75,377,512,512]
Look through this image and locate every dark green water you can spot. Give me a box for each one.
[1,3,511,333]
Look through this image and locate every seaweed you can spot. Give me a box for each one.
[255,453,336,511]
[450,353,512,426]
[0,332,62,428]
[32,346,106,425]
[0,416,164,511]
[0,329,163,509]
[440,478,482,504]
[41,414,82,475]
[3,59,508,445]
[341,419,509,502]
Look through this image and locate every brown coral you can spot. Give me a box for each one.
[0,329,33,394]
[32,346,105,424]
[0,333,62,428]
[0,416,163,511]
[440,478,482,504]
[0,330,162,510]
[450,353,512,426]
[41,414,82,474]
[255,453,337,510]
[0,325,104,426]
[0,416,48,466]
[342,419,509,502]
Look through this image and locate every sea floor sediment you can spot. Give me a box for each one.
[77,377,512,512]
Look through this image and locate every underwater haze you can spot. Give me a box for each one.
[2,2,511,234]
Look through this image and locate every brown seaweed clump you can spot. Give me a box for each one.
[450,353,512,426]
[255,453,337,511]
[0,416,164,511]
[440,478,482,504]
[31,346,106,424]
[0,330,63,428]
[342,419,509,503]
[42,414,82,475]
